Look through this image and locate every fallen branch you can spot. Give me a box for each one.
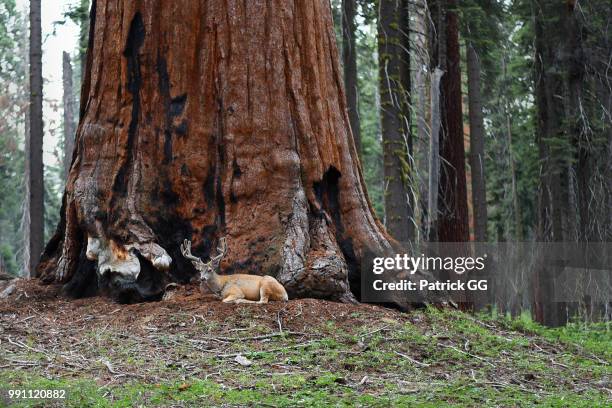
[217,341,319,358]
[395,351,431,367]
[439,343,496,367]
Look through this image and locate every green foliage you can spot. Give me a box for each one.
[355,11,384,217]
[332,0,384,218]
[0,0,26,275]
[458,0,540,240]
[498,313,612,360]
[53,0,90,66]
[0,0,66,273]
[458,0,505,83]
[44,161,63,243]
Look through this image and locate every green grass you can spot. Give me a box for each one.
[500,312,612,358]
[2,371,609,408]
[1,307,610,407]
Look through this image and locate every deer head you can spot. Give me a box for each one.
[180,238,227,281]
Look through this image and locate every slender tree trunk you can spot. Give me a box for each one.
[416,67,428,238]
[63,52,76,181]
[427,0,444,244]
[342,0,361,157]
[466,43,487,242]
[413,0,430,239]
[506,110,523,241]
[79,0,91,79]
[501,55,523,241]
[378,0,413,242]
[428,0,471,310]
[532,0,567,326]
[26,0,44,278]
[564,1,589,242]
[38,0,431,306]
[604,82,612,242]
[428,68,443,242]
[429,0,469,243]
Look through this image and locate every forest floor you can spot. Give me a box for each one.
[0,279,610,407]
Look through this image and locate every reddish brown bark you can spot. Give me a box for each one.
[38,0,404,304]
[427,0,468,243]
[466,44,487,243]
[437,0,469,243]
[427,0,470,311]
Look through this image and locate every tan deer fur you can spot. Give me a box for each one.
[181,238,288,304]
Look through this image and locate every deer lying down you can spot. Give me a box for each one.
[181,238,288,304]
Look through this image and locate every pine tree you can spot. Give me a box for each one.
[378,0,413,242]
[26,0,44,277]
[342,0,361,156]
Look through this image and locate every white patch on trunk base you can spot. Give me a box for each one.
[133,243,172,272]
[279,188,310,282]
[85,233,172,280]
[86,236,102,261]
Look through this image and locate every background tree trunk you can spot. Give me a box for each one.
[427,68,443,242]
[26,0,44,277]
[37,0,424,305]
[63,52,76,181]
[342,0,361,157]
[438,0,468,243]
[466,43,487,242]
[500,55,523,241]
[506,107,523,241]
[429,0,469,243]
[428,0,470,310]
[412,0,430,239]
[378,0,413,242]
[533,0,567,326]
[78,0,90,80]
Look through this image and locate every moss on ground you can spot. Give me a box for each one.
[1,302,610,407]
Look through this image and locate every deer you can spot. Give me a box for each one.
[180,238,289,304]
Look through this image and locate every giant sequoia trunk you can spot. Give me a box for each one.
[38,0,401,304]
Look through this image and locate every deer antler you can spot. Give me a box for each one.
[210,237,227,267]
[181,240,205,267]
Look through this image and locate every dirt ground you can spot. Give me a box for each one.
[0,279,406,385]
[0,279,610,407]
[0,278,399,339]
